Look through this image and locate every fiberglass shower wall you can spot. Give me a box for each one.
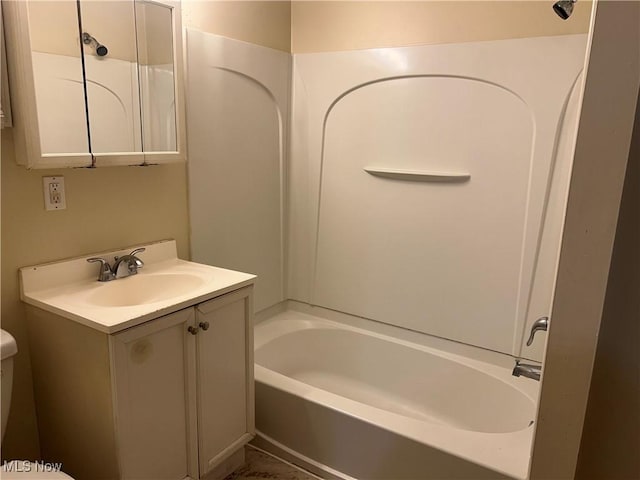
[187,31,290,313]
[186,31,587,362]
[287,35,587,362]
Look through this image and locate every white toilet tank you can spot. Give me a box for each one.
[1,329,18,441]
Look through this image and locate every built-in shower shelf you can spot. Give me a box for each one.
[363,167,471,183]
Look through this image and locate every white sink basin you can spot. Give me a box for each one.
[86,273,206,307]
[19,240,256,333]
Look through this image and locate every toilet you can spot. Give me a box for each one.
[1,329,73,479]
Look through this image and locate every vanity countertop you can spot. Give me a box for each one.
[19,240,255,334]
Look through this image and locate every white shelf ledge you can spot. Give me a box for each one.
[364,167,471,183]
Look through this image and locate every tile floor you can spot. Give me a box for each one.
[225,447,318,480]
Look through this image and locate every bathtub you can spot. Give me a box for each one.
[254,309,539,480]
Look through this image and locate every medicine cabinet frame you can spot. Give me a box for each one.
[2,0,186,169]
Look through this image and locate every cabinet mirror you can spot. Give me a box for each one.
[4,0,185,168]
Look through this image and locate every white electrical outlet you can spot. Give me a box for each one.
[43,176,66,211]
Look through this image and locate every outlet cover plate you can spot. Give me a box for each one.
[43,176,66,211]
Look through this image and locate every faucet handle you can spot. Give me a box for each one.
[129,247,146,257]
[128,248,145,269]
[526,316,549,346]
[87,257,115,282]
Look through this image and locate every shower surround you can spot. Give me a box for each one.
[288,34,587,361]
[187,30,587,479]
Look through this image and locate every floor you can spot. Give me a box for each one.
[225,447,319,480]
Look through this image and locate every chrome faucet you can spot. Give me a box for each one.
[512,316,549,381]
[512,360,542,381]
[112,248,145,278]
[87,247,145,282]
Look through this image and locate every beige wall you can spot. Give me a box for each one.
[291,1,590,53]
[27,1,83,58]
[182,1,291,52]
[0,128,190,460]
[29,0,591,58]
[137,1,175,66]
[29,0,293,61]
[29,1,139,62]
[574,88,640,480]
[31,0,591,59]
[29,1,175,65]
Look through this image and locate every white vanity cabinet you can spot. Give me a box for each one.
[112,287,254,480]
[26,285,254,480]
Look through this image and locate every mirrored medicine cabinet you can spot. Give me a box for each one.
[3,0,185,168]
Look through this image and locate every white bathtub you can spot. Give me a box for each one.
[254,309,539,479]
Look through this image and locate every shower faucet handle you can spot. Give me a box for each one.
[526,317,549,347]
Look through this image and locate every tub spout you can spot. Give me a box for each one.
[512,360,541,381]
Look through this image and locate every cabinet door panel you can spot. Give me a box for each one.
[112,308,196,480]
[80,0,142,155]
[196,287,254,476]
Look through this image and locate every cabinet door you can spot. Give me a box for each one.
[195,287,254,477]
[2,0,92,168]
[112,308,198,480]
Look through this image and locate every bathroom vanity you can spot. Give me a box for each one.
[20,240,254,480]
